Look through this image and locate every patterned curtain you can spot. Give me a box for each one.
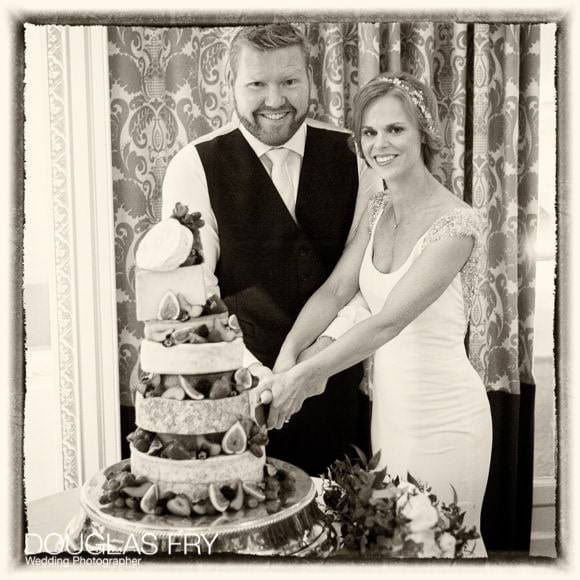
[108,22,540,551]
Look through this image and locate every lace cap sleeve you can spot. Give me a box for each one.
[419,207,482,250]
[366,191,390,234]
[419,207,484,324]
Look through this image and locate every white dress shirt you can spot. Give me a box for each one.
[238,122,305,222]
[162,116,379,364]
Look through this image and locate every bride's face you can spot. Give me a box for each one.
[360,93,424,181]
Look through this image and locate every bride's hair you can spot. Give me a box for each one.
[349,72,443,169]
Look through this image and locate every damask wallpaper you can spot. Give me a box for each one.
[108,22,540,406]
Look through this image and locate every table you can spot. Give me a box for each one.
[26,488,82,554]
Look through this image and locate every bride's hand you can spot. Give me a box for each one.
[274,335,333,373]
[297,335,334,363]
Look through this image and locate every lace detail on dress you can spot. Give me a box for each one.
[418,207,484,323]
[367,190,391,233]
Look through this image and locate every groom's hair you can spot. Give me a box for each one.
[228,24,309,81]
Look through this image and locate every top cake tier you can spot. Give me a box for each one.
[134,203,252,392]
[135,203,209,322]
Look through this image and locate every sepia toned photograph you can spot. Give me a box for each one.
[8,0,573,573]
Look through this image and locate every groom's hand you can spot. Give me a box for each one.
[267,337,333,430]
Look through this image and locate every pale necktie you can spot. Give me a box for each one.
[266,147,296,221]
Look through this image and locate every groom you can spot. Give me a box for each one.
[162,23,374,476]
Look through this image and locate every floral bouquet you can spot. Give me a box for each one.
[321,447,480,558]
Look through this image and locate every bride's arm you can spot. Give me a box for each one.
[275,210,371,369]
[267,233,474,428]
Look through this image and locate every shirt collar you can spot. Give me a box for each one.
[237,118,307,159]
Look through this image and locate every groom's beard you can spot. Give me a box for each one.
[235,101,308,147]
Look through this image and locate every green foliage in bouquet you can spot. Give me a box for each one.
[321,446,480,558]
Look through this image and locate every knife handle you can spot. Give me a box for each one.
[260,390,273,405]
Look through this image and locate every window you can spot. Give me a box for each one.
[533,24,556,483]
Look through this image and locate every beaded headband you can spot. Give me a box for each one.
[374,75,438,135]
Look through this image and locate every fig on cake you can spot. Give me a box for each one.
[242,482,266,502]
[123,481,154,498]
[147,436,164,456]
[179,375,205,400]
[158,291,180,320]
[208,483,229,513]
[222,421,247,454]
[172,328,195,345]
[229,481,244,512]
[234,367,253,392]
[140,484,160,514]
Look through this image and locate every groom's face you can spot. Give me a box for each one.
[231,44,311,147]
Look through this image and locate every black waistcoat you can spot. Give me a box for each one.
[196,126,359,367]
[196,126,370,475]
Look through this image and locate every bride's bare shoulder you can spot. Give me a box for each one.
[432,183,472,215]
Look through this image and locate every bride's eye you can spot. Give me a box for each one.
[361,128,376,137]
[388,126,404,135]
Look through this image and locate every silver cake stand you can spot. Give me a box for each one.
[66,458,337,558]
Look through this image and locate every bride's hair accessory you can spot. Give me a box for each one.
[375,74,437,135]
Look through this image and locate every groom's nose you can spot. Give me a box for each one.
[264,84,285,108]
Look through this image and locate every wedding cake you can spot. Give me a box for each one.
[99,204,295,518]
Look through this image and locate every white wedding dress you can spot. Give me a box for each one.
[359,194,492,557]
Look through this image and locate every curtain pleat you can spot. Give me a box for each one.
[358,23,380,86]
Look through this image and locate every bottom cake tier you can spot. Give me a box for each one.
[130,444,266,501]
[70,458,337,557]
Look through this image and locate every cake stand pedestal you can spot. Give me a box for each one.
[65,458,337,558]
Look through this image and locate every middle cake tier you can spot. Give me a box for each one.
[135,391,254,435]
[140,337,244,374]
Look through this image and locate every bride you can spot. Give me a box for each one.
[262,72,492,556]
